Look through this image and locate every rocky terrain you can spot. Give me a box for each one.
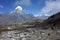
[40,12,60,29]
[0,12,60,40]
[0,28,60,40]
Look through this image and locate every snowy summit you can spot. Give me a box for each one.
[15,6,22,11]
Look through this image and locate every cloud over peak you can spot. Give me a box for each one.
[15,6,22,11]
[11,6,23,14]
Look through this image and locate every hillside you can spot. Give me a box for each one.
[40,12,60,29]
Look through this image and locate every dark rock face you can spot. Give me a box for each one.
[40,12,60,29]
[47,12,60,27]
[47,12,60,24]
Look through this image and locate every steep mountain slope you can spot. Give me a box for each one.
[41,12,60,29]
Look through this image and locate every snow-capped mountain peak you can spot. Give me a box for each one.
[11,6,23,14]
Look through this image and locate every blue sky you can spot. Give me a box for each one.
[0,0,60,16]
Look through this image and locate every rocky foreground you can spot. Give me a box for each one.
[0,28,60,40]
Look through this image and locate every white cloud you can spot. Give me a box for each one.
[11,6,23,14]
[39,0,60,16]
[15,0,31,6]
[15,6,22,11]
[0,5,4,8]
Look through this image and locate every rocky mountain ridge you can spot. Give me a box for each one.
[40,12,60,29]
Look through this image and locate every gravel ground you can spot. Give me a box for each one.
[0,28,60,40]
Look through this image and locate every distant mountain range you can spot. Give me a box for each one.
[0,13,36,25]
[36,15,49,20]
[0,13,49,25]
[0,6,49,25]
